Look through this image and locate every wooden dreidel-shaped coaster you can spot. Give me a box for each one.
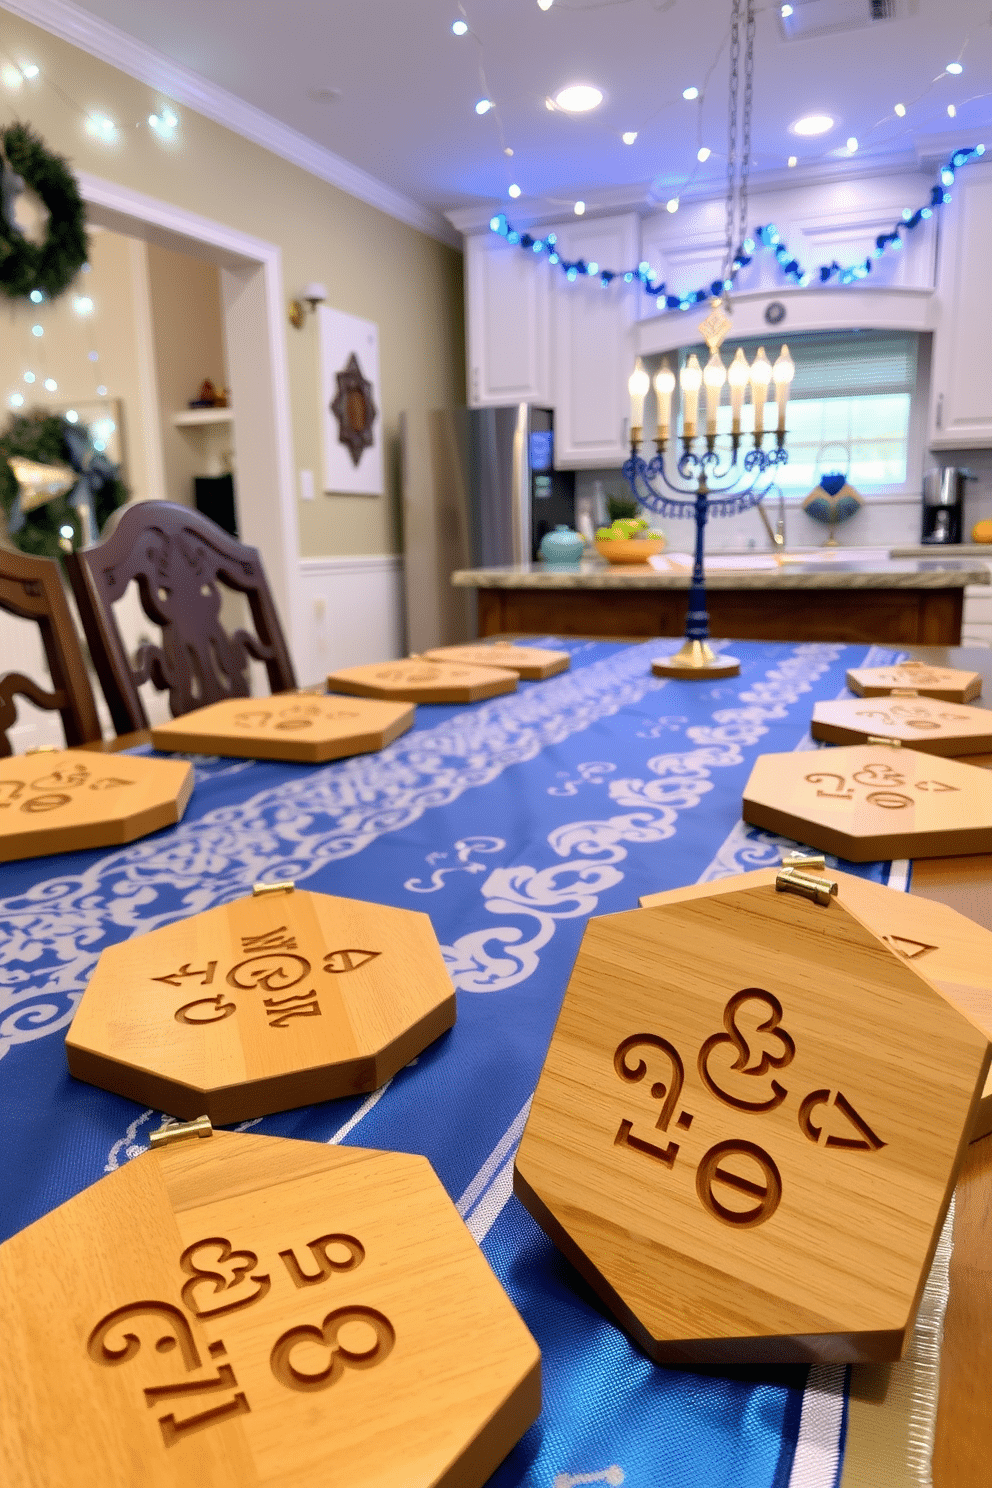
[846,662,981,703]
[513,880,990,1365]
[151,694,413,764]
[639,867,992,1143]
[66,883,456,1123]
[421,643,570,680]
[0,749,193,862]
[811,695,992,756]
[327,658,517,703]
[741,744,992,860]
[0,1123,541,1488]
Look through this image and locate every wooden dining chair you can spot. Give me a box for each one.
[0,546,103,756]
[65,501,297,735]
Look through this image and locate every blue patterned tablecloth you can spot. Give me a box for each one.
[0,638,910,1488]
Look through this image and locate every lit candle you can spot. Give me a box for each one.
[749,346,772,439]
[653,361,676,439]
[773,344,795,436]
[703,349,726,435]
[680,353,702,439]
[628,360,649,441]
[727,348,749,435]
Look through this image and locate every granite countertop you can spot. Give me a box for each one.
[451,557,992,591]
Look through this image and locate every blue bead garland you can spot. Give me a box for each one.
[489,147,985,312]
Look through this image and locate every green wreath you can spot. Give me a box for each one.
[0,410,128,561]
[0,122,89,301]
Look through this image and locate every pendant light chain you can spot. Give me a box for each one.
[722,0,755,303]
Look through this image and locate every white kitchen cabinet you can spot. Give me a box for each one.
[550,214,640,468]
[465,228,552,407]
[929,161,992,448]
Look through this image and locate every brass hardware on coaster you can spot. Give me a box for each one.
[253,879,296,896]
[24,744,58,754]
[775,867,839,905]
[148,1114,213,1147]
[866,736,902,747]
[780,851,826,871]
[890,688,920,697]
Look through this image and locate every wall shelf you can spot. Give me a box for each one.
[171,408,233,427]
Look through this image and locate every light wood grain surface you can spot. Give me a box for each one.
[151,696,415,764]
[0,1129,541,1487]
[811,696,992,756]
[515,882,989,1364]
[327,659,517,703]
[421,643,570,679]
[742,744,992,860]
[846,663,982,703]
[67,888,457,1124]
[0,749,192,861]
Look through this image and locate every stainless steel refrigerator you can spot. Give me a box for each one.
[400,404,575,653]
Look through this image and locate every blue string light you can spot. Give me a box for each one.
[489,146,985,312]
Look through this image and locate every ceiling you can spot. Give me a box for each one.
[34,0,992,220]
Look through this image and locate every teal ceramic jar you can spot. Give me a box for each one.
[538,525,584,567]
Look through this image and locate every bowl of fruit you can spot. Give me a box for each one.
[594,517,666,564]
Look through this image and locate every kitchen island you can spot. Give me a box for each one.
[452,555,990,645]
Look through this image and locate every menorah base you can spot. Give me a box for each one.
[652,640,741,680]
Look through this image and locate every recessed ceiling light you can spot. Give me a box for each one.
[847,136,858,152]
[622,130,637,144]
[697,146,711,162]
[894,102,906,116]
[791,113,834,136]
[538,0,554,9]
[554,84,603,112]
[451,18,468,33]
[946,61,963,74]
[508,183,521,198]
[573,200,586,215]
[475,98,493,115]
[682,86,699,100]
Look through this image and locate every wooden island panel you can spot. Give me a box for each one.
[476,585,963,645]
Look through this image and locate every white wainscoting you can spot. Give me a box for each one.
[295,554,405,686]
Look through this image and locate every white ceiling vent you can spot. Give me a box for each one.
[780,0,915,41]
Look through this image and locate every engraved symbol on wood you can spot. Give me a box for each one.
[882,934,938,960]
[263,991,322,1027]
[153,961,218,988]
[31,765,90,791]
[697,990,795,1112]
[915,779,958,793]
[226,953,312,992]
[323,949,381,974]
[175,995,237,1025]
[0,780,24,807]
[269,1306,395,1392]
[865,790,913,810]
[853,762,905,787]
[612,1034,686,1167]
[278,1233,365,1287]
[695,1140,783,1228]
[806,771,854,800]
[21,792,71,813]
[179,1238,272,1318]
[797,1089,886,1151]
[143,1344,251,1447]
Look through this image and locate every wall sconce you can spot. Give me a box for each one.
[288,281,327,329]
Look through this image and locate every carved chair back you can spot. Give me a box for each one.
[0,546,103,756]
[66,502,297,735]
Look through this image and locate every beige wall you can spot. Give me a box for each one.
[0,8,465,557]
[146,241,228,506]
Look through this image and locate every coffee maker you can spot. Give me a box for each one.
[921,467,973,544]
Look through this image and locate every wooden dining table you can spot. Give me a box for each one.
[70,641,992,1486]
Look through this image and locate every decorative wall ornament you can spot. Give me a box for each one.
[0,123,89,303]
[0,409,128,559]
[489,146,985,314]
[331,353,378,466]
[317,307,383,495]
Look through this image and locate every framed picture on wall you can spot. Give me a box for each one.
[317,306,383,496]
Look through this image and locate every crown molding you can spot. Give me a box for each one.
[1,0,460,247]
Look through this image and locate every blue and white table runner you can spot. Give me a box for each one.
[0,639,909,1488]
